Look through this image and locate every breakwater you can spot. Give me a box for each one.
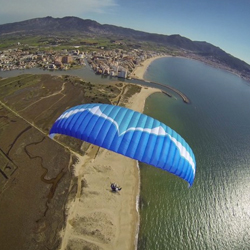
[149,81,190,103]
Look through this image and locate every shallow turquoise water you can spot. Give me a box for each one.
[138,58,250,250]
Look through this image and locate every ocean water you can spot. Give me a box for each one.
[138,57,250,250]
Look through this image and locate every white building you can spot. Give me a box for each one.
[117,66,127,78]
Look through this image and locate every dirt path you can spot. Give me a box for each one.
[18,81,66,112]
[0,97,74,154]
[0,100,46,136]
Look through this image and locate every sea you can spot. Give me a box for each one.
[1,57,250,250]
[138,57,250,250]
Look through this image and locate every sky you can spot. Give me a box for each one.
[0,0,249,64]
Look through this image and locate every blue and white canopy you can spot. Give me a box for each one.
[50,103,196,186]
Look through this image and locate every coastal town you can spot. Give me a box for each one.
[0,45,166,79]
[2,41,250,84]
[0,46,195,103]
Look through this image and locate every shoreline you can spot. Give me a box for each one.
[59,85,160,250]
[131,55,190,103]
[131,55,171,80]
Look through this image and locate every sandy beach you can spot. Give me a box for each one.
[59,85,160,250]
[131,55,170,80]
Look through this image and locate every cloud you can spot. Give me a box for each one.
[0,0,117,23]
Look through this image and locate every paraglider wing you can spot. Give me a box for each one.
[50,103,196,186]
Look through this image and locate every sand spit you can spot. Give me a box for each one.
[59,86,160,250]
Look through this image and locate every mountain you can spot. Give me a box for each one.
[1,16,250,82]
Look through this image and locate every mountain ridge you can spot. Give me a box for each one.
[1,16,250,82]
